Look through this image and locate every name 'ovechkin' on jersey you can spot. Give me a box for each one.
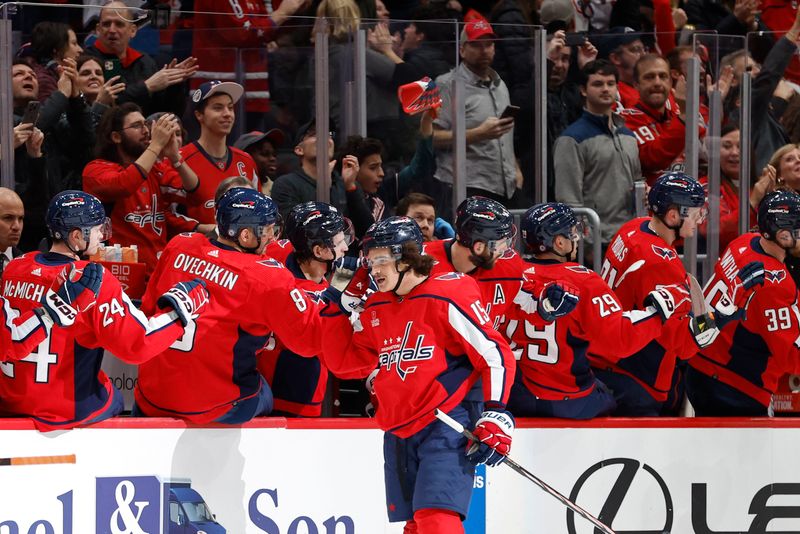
[170,247,239,290]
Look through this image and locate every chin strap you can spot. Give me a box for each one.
[237,230,262,255]
[391,263,408,294]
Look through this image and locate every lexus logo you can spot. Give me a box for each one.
[568,458,673,534]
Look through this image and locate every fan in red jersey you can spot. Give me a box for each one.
[135,188,323,424]
[507,202,692,419]
[319,216,516,534]
[0,191,209,431]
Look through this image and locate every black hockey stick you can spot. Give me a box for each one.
[434,409,617,534]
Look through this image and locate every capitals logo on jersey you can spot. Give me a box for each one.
[378,321,434,381]
[124,194,165,236]
[766,269,787,283]
[651,244,678,261]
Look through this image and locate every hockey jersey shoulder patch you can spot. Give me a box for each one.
[650,244,678,261]
[257,258,285,269]
[435,272,464,281]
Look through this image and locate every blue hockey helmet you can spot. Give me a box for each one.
[216,187,278,241]
[521,203,580,253]
[361,216,424,257]
[46,190,111,242]
[758,190,800,240]
[648,172,706,218]
[285,201,350,258]
[455,196,515,250]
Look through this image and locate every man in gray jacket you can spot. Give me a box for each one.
[555,60,643,249]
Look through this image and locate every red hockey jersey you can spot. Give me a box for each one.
[424,239,524,328]
[507,259,664,400]
[257,241,328,416]
[0,299,49,363]
[0,253,185,430]
[320,272,515,438]
[179,142,259,224]
[690,234,800,406]
[593,217,698,400]
[136,233,322,423]
[83,159,198,275]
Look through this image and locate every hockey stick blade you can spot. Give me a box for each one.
[687,274,718,337]
[433,409,617,534]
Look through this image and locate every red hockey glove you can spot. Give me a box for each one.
[644,284,692,323]
[466,406,514,467]
[323,257,371,315]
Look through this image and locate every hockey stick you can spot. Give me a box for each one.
[433,409,617,534]
[0,454,76,466]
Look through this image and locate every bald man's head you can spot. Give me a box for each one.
[0,188,23,250]
[97,1,138,57]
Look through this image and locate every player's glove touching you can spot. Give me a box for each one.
[515,270,580,321]
[40,263,103,327]
[466,403,514,467]
[322,257,371,315]
[157,279,209,327]
[644,284,692,323]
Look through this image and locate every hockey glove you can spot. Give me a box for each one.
[323,257,371,315]
[644,284,692,323]
[515,273,580,321]
[466,405,515,467]
[41,263,103,327]
[157,279,209,327]
[689,313,720,348]
[728,261,764,313]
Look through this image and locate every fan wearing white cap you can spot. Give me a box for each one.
[177,80,260,225]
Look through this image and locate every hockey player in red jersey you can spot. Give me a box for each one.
[136,188,323,424]
[687,190,800,416]
[424,196,523,328]
[594,172,709,415]
[258,202,351,416]
[508,203,694,419]
[319,216,516,534]
[0,191,209,431]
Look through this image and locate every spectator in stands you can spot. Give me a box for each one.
[623,53,693,185]
[85,1,198,117]
[395,192,440,241]
[597,27,649,109]
[12,58,92,250]
[0,188,25,268]
[25,21,83,103]
[179,81,259,226]
[399,6,456,80]
[755,0,800,86]
[685,0,758,36]
[11,116,44,253]
[75,54,126,129]
[233,129,286,196]
[336,109,437,222]
[725,9,800,174]
[318,0,423,164]
[433,20,521,215]
[270,119,373,237]
[83,103,207,276]
[191,0,310,131]
[489,0,536,108]
[555,60,642,247]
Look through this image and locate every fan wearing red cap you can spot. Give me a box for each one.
[431,19,520,212]
[177,81,260,225]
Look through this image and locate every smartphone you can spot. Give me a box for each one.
[499,104,520,120]
[565,32,588,47]
[20,101,40,127]
[102,58,122,82]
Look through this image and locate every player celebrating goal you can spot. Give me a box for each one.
[136,188,323,424]
[508,203,694,419]
[320,216,516,534]
[0,191,209,431]
[687,190,800,416]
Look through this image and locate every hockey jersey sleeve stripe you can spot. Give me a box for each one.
[120,292,181,334]
[622,309,660,324]
[2,300,44,342]
[446,302,507,403]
